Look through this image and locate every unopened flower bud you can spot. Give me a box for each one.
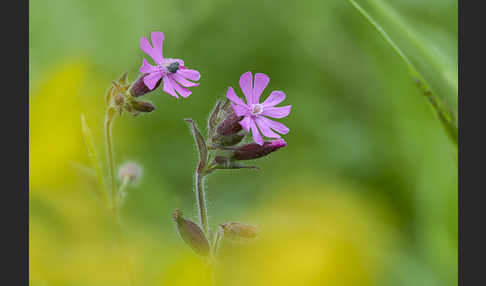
[232,139,287,160]
[221,222,258,239]
[129,73,162,97]
[216,111,243,136]
[114,94,124,106]
[213,133,246,146]
[131,100,155,113]
[173,209,210,256]
[212,156,259,171]
[118,161,142,183]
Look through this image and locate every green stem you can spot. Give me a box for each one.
[112,208,136,286]
[104,107,135,286]
[105,108,116,208]
[116,176,130,210]
[213,227,223,258]
[195,171,209,235]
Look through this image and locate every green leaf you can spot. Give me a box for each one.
[80,114,109,205]
[346,0,457,146]
[185,118,208,171]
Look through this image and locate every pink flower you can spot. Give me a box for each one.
[139,31,201,98]
[226,72,291,145]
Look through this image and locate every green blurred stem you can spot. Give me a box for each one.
[213,227,223,258]
[104,107,136,286]
[347,0,458,147]
[112,207,136,286]
[116,176,130,209]
[104,108,116,207]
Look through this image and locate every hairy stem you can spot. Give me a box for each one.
[195,171,209,235]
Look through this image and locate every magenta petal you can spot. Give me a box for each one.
[140,37,162,65]
[255,116,281,138]
[140,58,158,74]
[231,103,247,117]
[262,91,286,107]
[238,116,252,132]
[239,71,253,105]
[253,73,270,104]
[168,75,191,98]
[250,120,264,145]
[261,105,291,119]
[163,76,178,98]
[143,72,163,90]
[150,32,165,64]
[226,86,246,106]
[172,72,199,87]
[178,69,201,81]
[261,116,289,135]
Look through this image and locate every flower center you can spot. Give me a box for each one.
[250,104,264,115]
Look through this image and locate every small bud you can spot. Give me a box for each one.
[212,156,259,171]
[129,73,162,97]
[208,99,224,136]
[114,94,124,106]
[173,209,210,256]
[216,111,243,136]
[213,133,245,146]
[232,139,287,160]
[131,100,155,113]
[118,161,142,183]
[221,222,258,239]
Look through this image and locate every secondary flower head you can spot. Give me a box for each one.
[139,31,201,98]
[226,72,291,145]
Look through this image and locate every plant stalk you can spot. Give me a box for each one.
[105,108,116,208]
[104,107,135,286]
[195,170,209,235]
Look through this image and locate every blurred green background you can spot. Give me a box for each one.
[29,0,457,285]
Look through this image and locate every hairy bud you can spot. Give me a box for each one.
[173,209,210,256]
[216,111,243,136]
[212,156,259,171]
[114,94,125,106]
[213,133,246,146]
[131,100,155,113]
[129,73,162,97]
[221,222,258,239]
[232,139,286,160]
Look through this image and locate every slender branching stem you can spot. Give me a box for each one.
[213,227,223,258]
[112,208,136,286]
[116,176,130,210]
[104,107,135,286]
[105,108,116,209]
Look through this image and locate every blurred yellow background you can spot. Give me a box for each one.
[30,0,457,285]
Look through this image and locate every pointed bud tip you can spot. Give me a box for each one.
[232,139,287,161]
[271,138,286,148]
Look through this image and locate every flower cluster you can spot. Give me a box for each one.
[102,31,293,259]
[127,31,291,147]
